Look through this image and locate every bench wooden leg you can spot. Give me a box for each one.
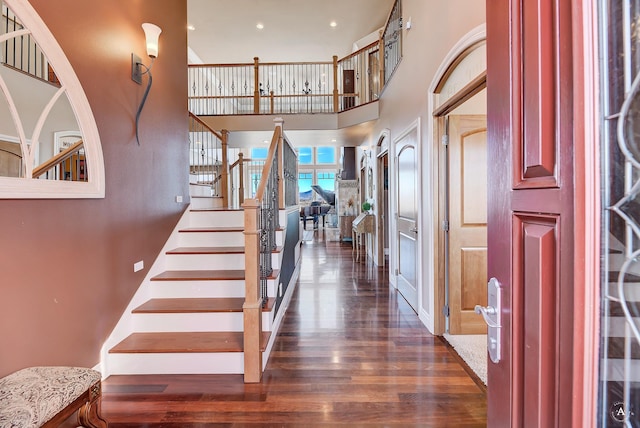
[77,381,108,428]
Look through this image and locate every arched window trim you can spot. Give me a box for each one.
[0,0,105,198]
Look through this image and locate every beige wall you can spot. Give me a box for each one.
[0,0,188,377]
[360,0,486,332]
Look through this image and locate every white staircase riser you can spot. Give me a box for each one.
[178,231,245,247]
[132,312,275,333]
[189,210,244,227]
[165,253,245,270]
[608,254,640,276]
[178,229,283,247]
[190,197,225,210]
[107,353,244,375]
[606,282,640,303]
[150,280,246,299]
[188,182,213,196]
[607,316,640,337]
[263,307,276,330]
[132,313,244,332]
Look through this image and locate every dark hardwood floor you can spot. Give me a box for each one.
[101,230,487,427]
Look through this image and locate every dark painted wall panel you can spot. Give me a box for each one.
[0,0,188,376]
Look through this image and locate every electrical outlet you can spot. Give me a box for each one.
[176,195,183,203]
[134,260,144,272]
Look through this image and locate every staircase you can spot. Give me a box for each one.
[101,189,286,377]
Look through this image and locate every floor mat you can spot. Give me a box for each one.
[443,333,487,385]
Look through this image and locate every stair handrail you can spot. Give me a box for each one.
[32,139,84,179]
[229,153,253,207]
[242,119,284,383]
[188,112,228,204]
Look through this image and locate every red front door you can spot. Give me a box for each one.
[486,0,575,426]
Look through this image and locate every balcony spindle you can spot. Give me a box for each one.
[253,57,260,114]
[332,55,339,113]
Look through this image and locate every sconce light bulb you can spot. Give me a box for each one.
[142,23,162,58]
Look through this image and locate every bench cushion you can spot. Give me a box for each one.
[0,366,101,428]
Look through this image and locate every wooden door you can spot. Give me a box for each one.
[448,115,487,334]
[343,70,355,110]
[487,0,575,426]
[368,50,380,100]
[396,128,418,311]
[377,151,389,267]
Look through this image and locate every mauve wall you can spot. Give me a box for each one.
[0,0,188,377]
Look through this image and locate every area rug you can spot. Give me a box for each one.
[443,333,487,385]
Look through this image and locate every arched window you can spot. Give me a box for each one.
[0,0,104,198]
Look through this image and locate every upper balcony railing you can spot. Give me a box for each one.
[189,41,385,116]
[188,0,402,117]
[1,5,58,84]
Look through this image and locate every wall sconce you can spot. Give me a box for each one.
[131,22,162,145]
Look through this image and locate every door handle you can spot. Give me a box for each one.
[474,305,500,328]
[475,277,502,363]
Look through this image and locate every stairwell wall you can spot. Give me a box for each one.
[0,0,189,376]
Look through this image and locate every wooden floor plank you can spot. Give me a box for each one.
[102,233,487,426]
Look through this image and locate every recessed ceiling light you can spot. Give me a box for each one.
[331,138,337,143]
[187,24,196,31]
[256,23,264,30]
[263,140,269,144]
[330,21,337,28]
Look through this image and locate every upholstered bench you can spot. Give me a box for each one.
[0,366,107,427]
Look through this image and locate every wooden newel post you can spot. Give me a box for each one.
[270,91,275,114]
[253,57,260,114]
[242,199,263,383]
[221,129,229,206]
[332,55,339,113]
[238,152,245,206]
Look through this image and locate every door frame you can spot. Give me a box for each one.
[377,130,390,268]
[427,24,486,335]
[571,1,599,425]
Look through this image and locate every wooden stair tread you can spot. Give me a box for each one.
[132,297,276,313]
[151,269,280,281]
[167,246,245,255]
[151,270,245,281]
[133,298,245,313]
[109,331,270,353]
[179,226,244,233]
[190,207,243,212]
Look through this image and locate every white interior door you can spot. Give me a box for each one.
[395,127,418,311]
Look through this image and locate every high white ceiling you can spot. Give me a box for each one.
[187,0,395,148]
[187,0,395,63]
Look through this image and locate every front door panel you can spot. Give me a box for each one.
[487,0,575,426]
